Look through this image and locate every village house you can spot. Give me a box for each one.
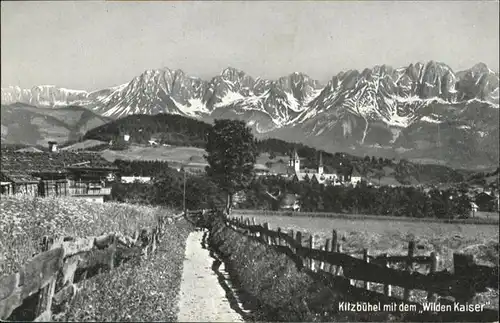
[1,142,117,203]
[120,176,152,184]
[254,164,271,177]
[475,191,499,212]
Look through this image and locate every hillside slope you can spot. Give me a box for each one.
[1,103,110,145]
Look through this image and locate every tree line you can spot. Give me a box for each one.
[109,173,472,219]
[238,176,473,219]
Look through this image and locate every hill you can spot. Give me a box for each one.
[81,114,475,186]
[83,113,210,148]
[0,103,110,145]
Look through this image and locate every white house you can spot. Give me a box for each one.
[350,169,362,187]
[121,176,151,183]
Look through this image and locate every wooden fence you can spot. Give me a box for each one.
[0,211,185,321]
[224,214,499,306]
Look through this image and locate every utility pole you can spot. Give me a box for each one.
[183,168,186,213]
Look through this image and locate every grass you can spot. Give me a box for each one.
[61,139,108,151]
[0,194,173,275]
[99,145,277,170]
[100,145,206,164]
[54,220,193,322]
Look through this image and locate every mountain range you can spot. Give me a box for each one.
[2,61,499,169]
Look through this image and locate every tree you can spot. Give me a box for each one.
[185,175,226,210]
[151,169,184,208]
[204,119,259,213]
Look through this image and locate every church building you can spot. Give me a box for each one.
[286,149,340,185]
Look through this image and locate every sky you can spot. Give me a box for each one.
[1,1,499,91]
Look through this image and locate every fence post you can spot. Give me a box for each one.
[308,235,315,270]
[35,236,60,321]
[363,249,371,290]
[276,227,282,246]
[336,243,343,276]
[319,246,325,271]
[331,229,338,253]
[427,252,439,302]
[453,253,475,303]
[268,223,274,245]
[263,222,270,245]
[109,234,117,270]
[324,238,331,272]
[383,253,392,297]
[331,230,338,274]
[403,240,415,301]
[295,231,302,257]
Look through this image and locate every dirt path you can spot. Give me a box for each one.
[176,230,245,322]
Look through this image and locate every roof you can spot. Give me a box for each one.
[351,167,362,177]
[15,147,43,153]
[1,172,39,183]
[295,173,313,181]
[254,164,270,171]
[476,192,495,199]
[1,151,116,176]
[280,193,299,207]
[184,162,208,168]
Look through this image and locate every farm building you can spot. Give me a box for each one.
[1,172,39,196]
[254,164,271,177]
[475,191,499,212]
[1,146,117,202]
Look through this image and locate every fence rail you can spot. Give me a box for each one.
[221,214,498,305]
[231,209,500,225]
[0,211,185,321]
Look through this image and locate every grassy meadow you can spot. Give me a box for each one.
[99,144,286,169]
[0,194,172,275]
[1,194,192,321]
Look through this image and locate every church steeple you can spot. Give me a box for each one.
[318,151,324,175]
[293,148,300,172]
